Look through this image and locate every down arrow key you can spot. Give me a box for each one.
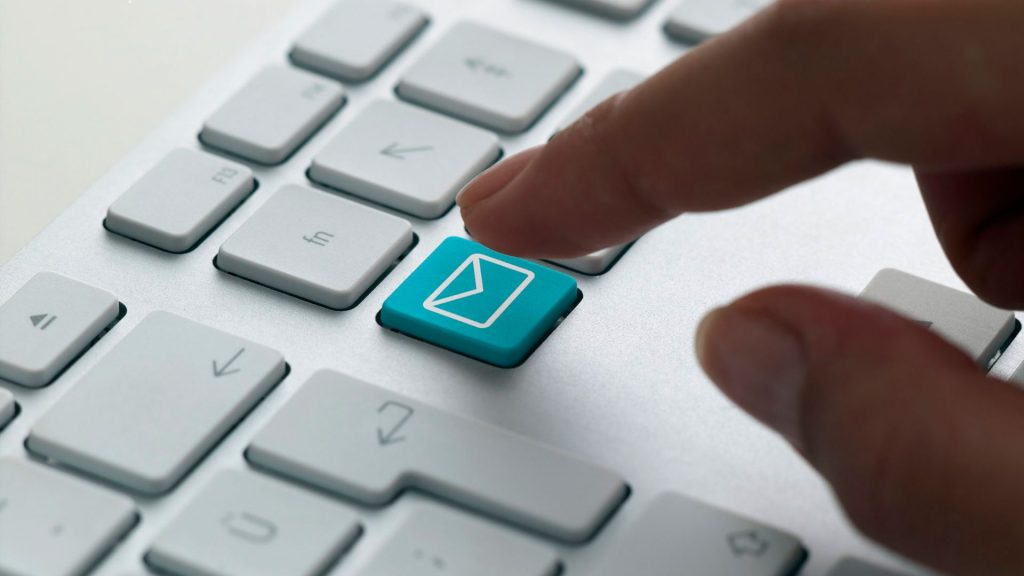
[213,348,246,378]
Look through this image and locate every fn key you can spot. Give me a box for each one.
[860,269,1017,368]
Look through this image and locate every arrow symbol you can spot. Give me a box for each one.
[380,142,434,160]
[727,530,770,557]
[30,313,57,330]
[377,401,415,446]
[464,58,512,78]
[213,348,245,378]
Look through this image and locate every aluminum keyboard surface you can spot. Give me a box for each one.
[3,0,1010,574]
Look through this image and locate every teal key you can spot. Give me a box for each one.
[381,237,578,367]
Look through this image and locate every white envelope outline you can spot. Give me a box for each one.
[422,253,535,329]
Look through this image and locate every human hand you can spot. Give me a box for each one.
[457,1,1024,574]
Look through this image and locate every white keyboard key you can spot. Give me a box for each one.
[309,100,500,218]
[547,0,655,21]
[550,246,631,276]
[593,493,806,576]
[0,272,119,388]
[860,269,1017,367]
[0,388,14,429]
[248,370,627,543]
[397,22,580,133]
[556,69,644,132]
[147,471,361,576]
[360,505,559,576]
[0,459,137,576]
[1010,362,1024,384]
[106,149,254,253]
[217,185,413,309]
[828,558,913,576]
[201,66,345,164]
[28,312,285,494]
[665,0,771,43]
[462,226,629,275]
[291,0,428,81]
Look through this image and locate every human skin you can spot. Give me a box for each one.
[457,1,1024,574]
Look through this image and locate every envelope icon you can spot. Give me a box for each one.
[423,253,535,329]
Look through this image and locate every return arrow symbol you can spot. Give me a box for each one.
[377,401,415,446]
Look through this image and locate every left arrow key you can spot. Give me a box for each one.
[379,142,434,160]
[0,273,120,388]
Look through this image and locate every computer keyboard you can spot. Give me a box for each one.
[0,0,1015,574]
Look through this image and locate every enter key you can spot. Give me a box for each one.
[246,369,628,543]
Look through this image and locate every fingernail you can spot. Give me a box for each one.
[696,306,808,449]
[457,147,541,210]
[455,169,496,209]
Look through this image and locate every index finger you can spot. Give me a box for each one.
[459,0,1024,258]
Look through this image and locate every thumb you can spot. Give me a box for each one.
[696,286,1024,576]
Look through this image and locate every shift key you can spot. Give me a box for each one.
[247,370,628,543]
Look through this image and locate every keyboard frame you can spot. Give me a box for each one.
[0,0,1004,574]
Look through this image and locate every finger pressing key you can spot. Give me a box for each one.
[460,0,1024,259]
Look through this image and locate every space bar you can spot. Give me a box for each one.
[246,370,628,543]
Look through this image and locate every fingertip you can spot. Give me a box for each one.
[460,145,592,257]
[457,147,542,211]
[696,304,808,448]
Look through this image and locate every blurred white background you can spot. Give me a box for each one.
[0,0,300,263]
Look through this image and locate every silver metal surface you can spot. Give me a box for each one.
[827,558,915,576]
[0,0,997,573]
